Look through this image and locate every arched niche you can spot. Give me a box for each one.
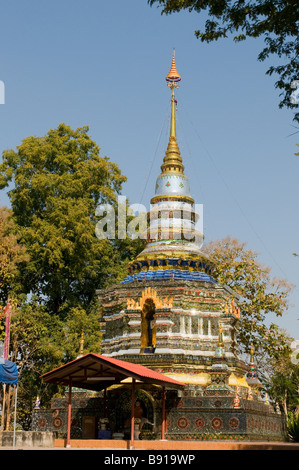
[140,298,156,354]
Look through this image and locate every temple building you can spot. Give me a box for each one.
[96,53,284,440]
[100,52,245,384]
[33,53,285,441]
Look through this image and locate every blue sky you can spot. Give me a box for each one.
[0,1,298,339]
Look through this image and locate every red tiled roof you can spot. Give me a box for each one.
[95,354,184,386]
[41,353,185,391]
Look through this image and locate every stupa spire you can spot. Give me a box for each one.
[76,331,84,358]
[246,343,262,389]
[249,343,255,364]
[123,50,206,282]
[161,51,184,174]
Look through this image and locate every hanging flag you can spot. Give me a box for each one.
[3,299,11,360]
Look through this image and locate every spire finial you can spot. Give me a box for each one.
[162,52,184,174]
[250,342,255,364]
[166,49,181,139]
[165,49,181,85]
[246,342,262,389]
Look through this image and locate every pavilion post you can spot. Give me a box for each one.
[130,378,135,449]
[103,387,107,418]
[1,383,6,430]
[161,386,167,440]
[12,384,18,450]
[66,378,72,448]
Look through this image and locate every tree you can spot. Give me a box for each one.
[0,124,146,428]
[202,236,293,357]
[6,297,104,429]
[149,0,299,122]
[0,123,128,317]
[0,207,28,304]
[1,299,56,430]
[203,236,297,411]
[264,351,299,415]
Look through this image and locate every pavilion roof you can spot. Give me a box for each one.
[41,353,185,391]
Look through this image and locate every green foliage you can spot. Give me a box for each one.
[0,207,29,304]
[0,123,143,427]
[148,0,299,122]
[0,123,128,316]
[9,298,62,374]
[203,236,298,413]
[203,236,293,357]
[59,303,103,362]
[8,295,104,428]
[264,350,299,415]
[286,412,299,442]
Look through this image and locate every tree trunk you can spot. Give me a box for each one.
[282,389,288,416]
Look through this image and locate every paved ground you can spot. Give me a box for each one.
[2,441,299,451]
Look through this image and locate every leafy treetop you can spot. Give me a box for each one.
[149,0,299,122]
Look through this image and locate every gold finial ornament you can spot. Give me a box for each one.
[165,50,181,83]
[161,51,184,174]
[217,322,224,348]
[250,343,255,363]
